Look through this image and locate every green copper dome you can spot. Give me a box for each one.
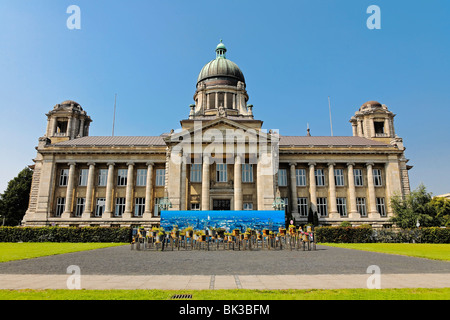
[197,40,245,84]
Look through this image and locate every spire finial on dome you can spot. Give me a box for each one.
[215,39,227,59]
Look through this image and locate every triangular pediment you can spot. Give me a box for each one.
[165,117,277,145]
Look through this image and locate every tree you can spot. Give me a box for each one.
[430,196,450,227]
[0,167,33,226]
[389,184,438,228]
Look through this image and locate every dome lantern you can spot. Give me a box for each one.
[215,39,227,58]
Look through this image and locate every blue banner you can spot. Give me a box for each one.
[160,210,285,232]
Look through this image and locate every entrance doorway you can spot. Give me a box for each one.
[213,199,231,210]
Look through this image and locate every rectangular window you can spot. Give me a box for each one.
[117,169,128,186]
[75,197,85,217]
[95,198,105,217]
[354,169,363,186]
[79,169,88,186]
[336,197,347,217]
[334,169,345,186]
[315,169,325,186]
[98,169,108,186]
[278,169,287,186]
[59,169,69,186]
[356,197,367,217]
[136,169,147,186]
[373,169,383,186]
[114,197,126,217]
[295,169,306,186]
[297,197,308,216]
[155,169,165,186]
[216,164,227,182]
[242,164,253,183]
[134,197,145,217]
[190,203,200,210]
[55,197,65,216]
[282,197,289,211]
[243,202,253,210]
[376,197,386,216]
[154,197,163,216]
[317,197,328,217]
[190,164,202,183]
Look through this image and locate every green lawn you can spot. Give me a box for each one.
[0,242,127,262]
[319,243,450,261]
[0,288,449,300]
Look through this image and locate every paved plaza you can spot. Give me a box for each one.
[0,245,449,290]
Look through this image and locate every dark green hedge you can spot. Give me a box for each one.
[315,226,373,243]
[0,226,132,243]
[315,226,450,243]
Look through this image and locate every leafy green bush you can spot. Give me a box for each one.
[0,226,132,243]
[315,226,373,243]
[315,226,450,243]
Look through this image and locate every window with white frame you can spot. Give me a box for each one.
[216,164,227,182]
[95,198,105,217]
[134,197,145,216]
[373,169,383,186]
[297,197,308,216]
[243,202,253,210]
[356,197,367,217]
[282,197,289,211]
[59,169,69,186]
[376,197,386,216]
[190,164,202,182]
[336,197,347,216]
[190,203,200,210]
[75,198,85,216]
[117,169,128,186]
[354,169,363,186]
[334,169,345,186]
[154,197,163,216]
[55,197,65,216]
[136,169,147,186]
[278,169,287,186]
[79,169,88,186]
[317,197,328,216]
[295,169,306,186]
[114,197,126,216]
[155,169,165,186]
[315,169,325,186]
[98,169,107,186]
[242,164,253,183]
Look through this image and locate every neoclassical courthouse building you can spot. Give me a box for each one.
[23,41,412,228]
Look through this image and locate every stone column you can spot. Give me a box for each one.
[234,155,243,210]
[82,162,95,219]
[224,92,228,109]
[66,117,73,137]
[328,163,339,218]
[233,93,236,109]
[201,155,210,210]
[143,162,153,219]
[62,162,76,219]
[308,162,317,212]
[206,93,210,109]
[215,92,218,109]
[104,162,115,218]
[289,163,298,216]
[123,162,134,218]
[347,163,358,218]
[79,118,85,137]
[366,162,378,218]
[180,157,187,211]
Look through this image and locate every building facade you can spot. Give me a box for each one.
[22,41,412,228]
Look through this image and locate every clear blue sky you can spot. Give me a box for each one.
[0,0,449,195]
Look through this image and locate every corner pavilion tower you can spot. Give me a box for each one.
[22,41,412,228]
